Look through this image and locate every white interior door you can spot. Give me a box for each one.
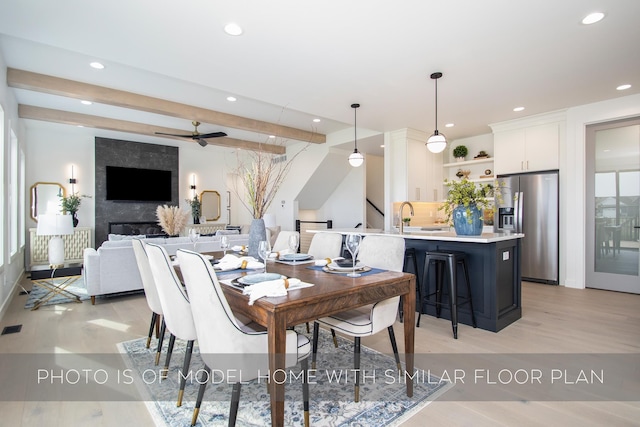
[585,117,640,293]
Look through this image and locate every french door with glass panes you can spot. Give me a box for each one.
[585,116,640,293]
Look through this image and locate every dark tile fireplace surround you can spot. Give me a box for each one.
[95,137,179,247]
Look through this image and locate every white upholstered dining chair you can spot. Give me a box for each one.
[271,230,300,252]
[176,248,311,426]
[312,234,406,402]
[144,242,198,407]
[131,239,165,360]
[307,232,343,260]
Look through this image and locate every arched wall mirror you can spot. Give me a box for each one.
[30,182,66,222]
[200,190,221,222]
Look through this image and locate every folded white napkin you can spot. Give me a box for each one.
[269,248,292,258]
[231,245,246,252]
[314,256,344,267]
[215,254,264,271]
[242,278,301,305]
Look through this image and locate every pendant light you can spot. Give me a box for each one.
[348,103,364,167]
[426,72,447,154]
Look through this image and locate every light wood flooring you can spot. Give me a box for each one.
[0,277,638,426]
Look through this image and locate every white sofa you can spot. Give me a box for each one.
[83,234,249,304]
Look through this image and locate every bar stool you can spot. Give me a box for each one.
[399,247,421,324]
[420,250,477,338]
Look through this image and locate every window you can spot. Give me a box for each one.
[9,128,18,256]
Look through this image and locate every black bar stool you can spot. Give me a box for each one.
[399,248,421,324]
[420,250,477,338]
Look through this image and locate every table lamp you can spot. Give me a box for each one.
[37,214,74,268]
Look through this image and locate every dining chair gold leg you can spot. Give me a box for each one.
[190,407,200,427]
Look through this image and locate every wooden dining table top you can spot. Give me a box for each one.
[175,252,416,427]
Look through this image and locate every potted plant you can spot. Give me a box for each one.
[156,205,189,236]
[440,178,493,236]
[402,217,411,226]
[60,193,91,227]
[185,195,201,224]
[453,145,468,161]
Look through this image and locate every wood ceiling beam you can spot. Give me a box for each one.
[18,105,286,155]
[8,68,325,144]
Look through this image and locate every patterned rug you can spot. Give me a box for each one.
[118,327,452,426]
[24,278,90,309]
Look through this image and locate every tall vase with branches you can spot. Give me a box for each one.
[232,138,308,257]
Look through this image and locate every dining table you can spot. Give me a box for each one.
[210,257,416,427]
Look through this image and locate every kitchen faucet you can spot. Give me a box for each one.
[399,201,414,234]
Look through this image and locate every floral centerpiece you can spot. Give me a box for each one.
[156,205,189,236]
[440,178,493,235]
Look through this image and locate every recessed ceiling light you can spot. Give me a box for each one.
[226,96,237,102]
[77,125,84,128]
[603,149,611,152]
[81,100,92,105]
[616,84,631,91]
[513,106,525,112]
[380,144,385,148]
[582,12,605,25]
[445,123,454,128]
[89,61,104,69]
[269,135,276,139]
[313,118,321,123]
[224,23,243,36]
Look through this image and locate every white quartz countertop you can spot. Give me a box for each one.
[311,228,524,244]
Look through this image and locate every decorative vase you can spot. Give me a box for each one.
[452,204,483,236]
[248,218,267,258]
[72,212,79,228]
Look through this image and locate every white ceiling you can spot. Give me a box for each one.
[1,0,639,157]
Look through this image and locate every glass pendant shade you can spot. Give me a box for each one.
[349,149,364,167]
[426,131,447,153]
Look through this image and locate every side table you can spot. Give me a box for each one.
[29,263,83,311]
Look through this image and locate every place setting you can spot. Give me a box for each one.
[272,234,316,265]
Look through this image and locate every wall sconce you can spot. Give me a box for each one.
[190,174,197,198]
[69,164,77,193]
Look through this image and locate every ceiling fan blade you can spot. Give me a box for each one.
[155,131,193,138]
[196,132,227,139]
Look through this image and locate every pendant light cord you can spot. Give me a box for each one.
[351,103,360,150]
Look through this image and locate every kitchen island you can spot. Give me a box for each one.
[313,229,524,332]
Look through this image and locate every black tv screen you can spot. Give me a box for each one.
[106,166,172,202]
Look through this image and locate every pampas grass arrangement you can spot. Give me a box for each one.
[156,205,189,236]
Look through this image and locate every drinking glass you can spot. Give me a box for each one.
[258,240,271,273]
[189,229,200,251]
[288,234,299,263]
[220,235,229,256]
[345,234,362,277]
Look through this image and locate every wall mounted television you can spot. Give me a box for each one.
[106,166,172,202]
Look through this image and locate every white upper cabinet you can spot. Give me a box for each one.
[491,111,565,175]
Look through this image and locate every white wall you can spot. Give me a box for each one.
[0,52,26,319]
[562,93,640,289]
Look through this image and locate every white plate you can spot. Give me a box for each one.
[280,253,312,261]
[237,273,282,285]
[327,262,366,272]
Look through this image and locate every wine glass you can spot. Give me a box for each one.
[220,235,229,256]
[288,234,299,263]
[258,240,271,273]
[189,229,200,251]
[345,234,362,277]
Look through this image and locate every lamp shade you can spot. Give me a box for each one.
[37,214,74,236]
[426,132,447,154]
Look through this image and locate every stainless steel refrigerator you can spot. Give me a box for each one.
[494,170,559,284]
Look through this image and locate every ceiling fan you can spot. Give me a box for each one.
[155,121,227,147]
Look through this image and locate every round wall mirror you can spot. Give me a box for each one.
[30,182,66,222]
[200,190,221,222]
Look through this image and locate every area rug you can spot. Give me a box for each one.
[24,279,90,309]
[118,328,452,426]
